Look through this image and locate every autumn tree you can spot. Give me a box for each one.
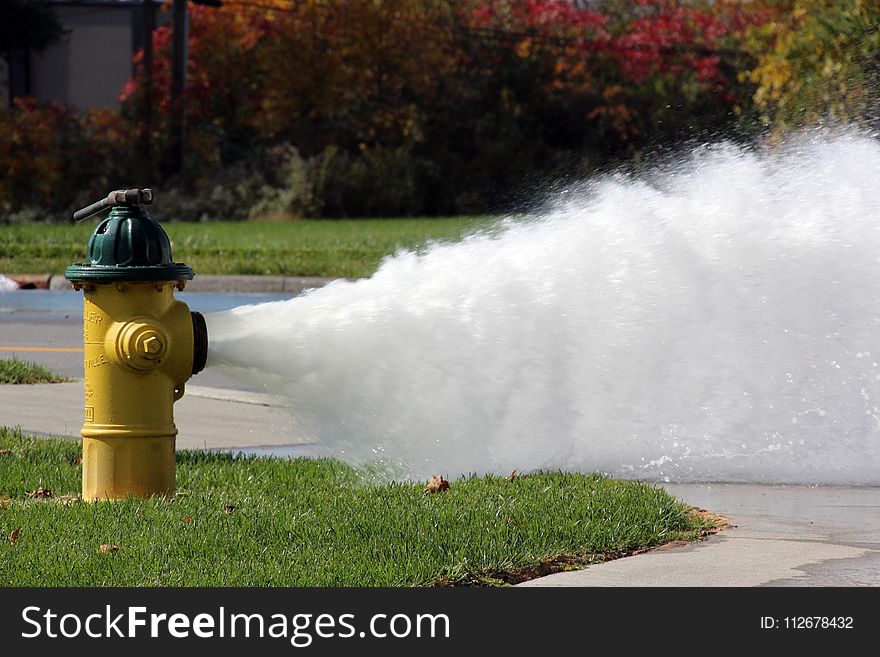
[111,1,774,216]
[0,98,140,214]
[744,0,880,132]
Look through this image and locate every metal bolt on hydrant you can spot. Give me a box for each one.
[65,189,208,501]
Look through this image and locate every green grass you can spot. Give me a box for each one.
[0,429,713,586]
[0,358,69,384]
[0,218,496,279]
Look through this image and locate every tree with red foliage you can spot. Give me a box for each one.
[0,98,140,214]
[111,1,770,214]
[121,4,280,173]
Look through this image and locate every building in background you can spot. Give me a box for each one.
[1,0,167,110]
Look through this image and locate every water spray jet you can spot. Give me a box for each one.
[206,132,880,486]
[66,189,208,500]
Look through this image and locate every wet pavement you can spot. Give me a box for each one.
[520,483,880,587]
[0,381,313,451]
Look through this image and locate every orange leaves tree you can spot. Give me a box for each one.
[253,1,458,153]
[122,2,458,161]
[120,1,465,214]
[121,3,280,170]
[432,0,760,205]
[741,0,880,133]
[0,99,140,216]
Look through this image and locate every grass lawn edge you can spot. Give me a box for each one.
[1,430,725,587]
[437,508,731,586]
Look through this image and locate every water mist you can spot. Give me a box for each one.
[206,131,880,485]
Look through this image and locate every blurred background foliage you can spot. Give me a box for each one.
[1,0,878,222]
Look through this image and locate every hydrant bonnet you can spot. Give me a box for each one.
[65,204,194,282]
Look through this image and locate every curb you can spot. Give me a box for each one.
[3,274,340,295]
[5,274,53,290]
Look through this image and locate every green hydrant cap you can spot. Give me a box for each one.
[65,191,194,283]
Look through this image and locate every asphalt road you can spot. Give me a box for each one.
[0,301,262,390]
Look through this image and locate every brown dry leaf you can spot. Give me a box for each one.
[10,529,20,544]
[506,469,517,482]
[223,505,236,515]
[184,515,194,524]
[98,544,119,554]
[424,475,450,494]
[26,487,53,499]
[0,449,13,456]
[71,456,82,467]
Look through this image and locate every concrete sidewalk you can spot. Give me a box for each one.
[520,483,880,587]
[0,381,311,451]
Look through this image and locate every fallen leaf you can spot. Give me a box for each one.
[223,505,236,514]
[98,544,119,554]
[10,529,20,544]
[0,449,13,456]
[184,515,193,523]
[506,469,517,482]
[424,475,450,494]
[71,456,82,467]
[26,487,53,499]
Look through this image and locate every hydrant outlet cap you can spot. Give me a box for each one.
[65,205,193,283]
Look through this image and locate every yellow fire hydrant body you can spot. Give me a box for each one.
[66,190,207,501]
[80,283,193,499]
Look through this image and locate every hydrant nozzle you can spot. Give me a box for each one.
[65,190,207,501]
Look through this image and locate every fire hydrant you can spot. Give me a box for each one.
[65,189,208,500]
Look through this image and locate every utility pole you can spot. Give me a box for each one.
[169,0,188,179]
[140,0,154,159]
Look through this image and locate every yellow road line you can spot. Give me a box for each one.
[0,346,83,353]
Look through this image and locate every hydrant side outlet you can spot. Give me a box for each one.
[65,194,204,501]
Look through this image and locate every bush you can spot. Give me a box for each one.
[0,99,145,221]
[151,144,316,221]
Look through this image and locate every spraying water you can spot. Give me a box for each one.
[206,131,880,485]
